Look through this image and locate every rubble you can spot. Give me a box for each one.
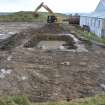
[60,61,71,66]
[0,68,12,79]
[100,84,105,90]
[7,55,12,61]
[21,76,28,81]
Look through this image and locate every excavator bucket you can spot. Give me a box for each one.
[34,2,44,17]
[33,13,39,17]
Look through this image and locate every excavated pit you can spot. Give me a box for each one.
[23,34,77,50]
[0,24,77,51]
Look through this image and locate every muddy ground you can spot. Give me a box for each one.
[0,22,105,102]
[0,22,44,34]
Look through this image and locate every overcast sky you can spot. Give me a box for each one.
[0,0,100,13]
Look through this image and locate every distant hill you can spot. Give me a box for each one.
[0,12,12,16]
[0,11,67,22]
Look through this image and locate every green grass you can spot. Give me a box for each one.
[32,95,105,105]
[0,11,67,22]
[62,24,105,45]
[0,96,30,105]
[0,95,105,105]
[74,26,105,45]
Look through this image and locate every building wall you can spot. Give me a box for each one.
[80,16,102,37]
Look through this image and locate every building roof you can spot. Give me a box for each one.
[81,12,105,18]
[95,0,105,12]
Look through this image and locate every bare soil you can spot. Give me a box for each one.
[0,22,105,102]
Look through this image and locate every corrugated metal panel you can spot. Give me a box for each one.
[102,19,105,29]
[80,0,105,37]
[81,12,105,19]
[80,16,103,37]
[101,29,105,37]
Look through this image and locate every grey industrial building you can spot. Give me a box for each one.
[80,0,105,37]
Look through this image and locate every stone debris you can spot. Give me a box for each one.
[41,45,47,50]
[0,69,12,79]
[102,71,105,74]
[76,47,88,53]
[33,71,48,81]
[61,61,71,66]
[21,76,28,81]
[59,45,65,50]
[7,55,12,61]
[93,64,100,68]
[79,62,87,67]
[100,84,105,90]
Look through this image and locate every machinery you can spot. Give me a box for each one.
[34,2,60,23]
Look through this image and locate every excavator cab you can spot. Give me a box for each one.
[47,15,57,23]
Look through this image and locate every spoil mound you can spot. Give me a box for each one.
[36,24,65,33]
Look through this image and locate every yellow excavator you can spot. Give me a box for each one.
[34,2,61,23]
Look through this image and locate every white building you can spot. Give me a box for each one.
[80,0,105,37]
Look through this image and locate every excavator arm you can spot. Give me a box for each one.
[34,2,44,17]
[42,5,54,14]
[34,2,44,13]
[34,2,54,16]
[34,2,60,23]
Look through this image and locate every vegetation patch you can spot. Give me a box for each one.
[0,95,105,105]
[0,11,67,22]
[75,26,105,45]
[0,96,30,105]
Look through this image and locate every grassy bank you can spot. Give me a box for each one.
[0,11,67,22]
[0,95,105,105]
[0,96,30,105]
[63,24,105,45]
[75,26,105,45]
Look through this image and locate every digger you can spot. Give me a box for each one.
[33,2,61,23]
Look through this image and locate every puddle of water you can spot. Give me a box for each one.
[0,31,16,40]
[37,41,66,50]
[0,33,13,40]
[37,33,88,52]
